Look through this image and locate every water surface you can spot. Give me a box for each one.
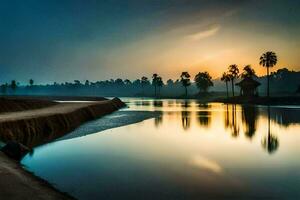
[22,99,300,200]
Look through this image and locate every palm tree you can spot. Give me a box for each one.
[29,79,34,87]
[11,80,17,91]
[241,65,256,79]
[180,72,191,98]
[194,71,213,93]
[221,72,230,98]
[157,76,163,97]
[152,73,159,97]
[259,51,277,98]
[141,76,148,96]
[228,64,239,97]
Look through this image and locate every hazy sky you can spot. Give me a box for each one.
[0,0,299,84]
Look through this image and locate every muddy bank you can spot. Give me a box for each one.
[0,97,57,113]
[0,97,125,199]
[0,98,125,148]
[2,95,108,101]
[0,152,73,200]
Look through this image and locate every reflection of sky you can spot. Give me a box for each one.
[22,100,300,199]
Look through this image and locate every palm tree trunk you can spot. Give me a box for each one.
[226,82,229,98]
[267,67,270,98]
[231,79,234,97]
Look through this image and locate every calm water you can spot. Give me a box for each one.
[22,99,300,200]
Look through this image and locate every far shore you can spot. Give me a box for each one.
[0,96,125,199]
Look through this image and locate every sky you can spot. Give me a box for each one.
[0,0,299,84]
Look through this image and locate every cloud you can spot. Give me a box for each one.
[186,25,221,41]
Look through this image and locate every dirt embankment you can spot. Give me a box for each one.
[0,98,57,113]
[0,97,125,148]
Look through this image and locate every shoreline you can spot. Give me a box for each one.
[0,97,125,199]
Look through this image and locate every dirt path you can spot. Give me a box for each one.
[0,101,106,122]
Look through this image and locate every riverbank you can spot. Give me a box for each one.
[0,97,125,199]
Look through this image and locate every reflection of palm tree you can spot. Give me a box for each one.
[262,106,279,154]
[180,101,191,130]
[181,111,191,130]
[154,115,163,127]
[242,105,258,139]
[153,100,163,107]
[231,104,239,137]
[224,104,230,129]
[197,111,211,127]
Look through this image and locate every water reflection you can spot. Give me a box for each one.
[224,104,240,137]
[197,111,211,127]
[21,99,300,200]
[181,111,191,130]
[262,106,279,154]
[242,105,258,139]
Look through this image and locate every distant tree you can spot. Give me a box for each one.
[124,79,131,85]
[74,80,81,86]
[166,79,174,86]
[1,83,8,94]
[141,76,149,95]
[194,72,213,93]
[221,72,231,98]
[85,80,90,86]
[228,64,239,96]
[29,79,34,87]
[180,72,191,98]
[152,73,159,97]
[11,80,17,91]
[133,79,141,86]
[241,65,256,79]
[157,76,163,97]
[259,51,277,98]
[115,78,124,86]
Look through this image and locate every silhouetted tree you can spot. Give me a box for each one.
[152,73,159,97]
[259,51,277,98]
[11,80,17,91]
[124,79,131,85]
[85,80,90,86]
[194,72,213,93]
[228,64,239,96]
[262,106,279,153]
[29,79,34,87]
[166,79,174,86]
[221,72,230,98]
[1,83,8,94]
[115,78,124,86]
[180,72,191,98]
[241,65,256,79]
[74,80,81,87]
[157,76,163,97]
[141,76,149,95]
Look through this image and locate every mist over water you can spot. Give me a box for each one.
[22,98,300,200]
